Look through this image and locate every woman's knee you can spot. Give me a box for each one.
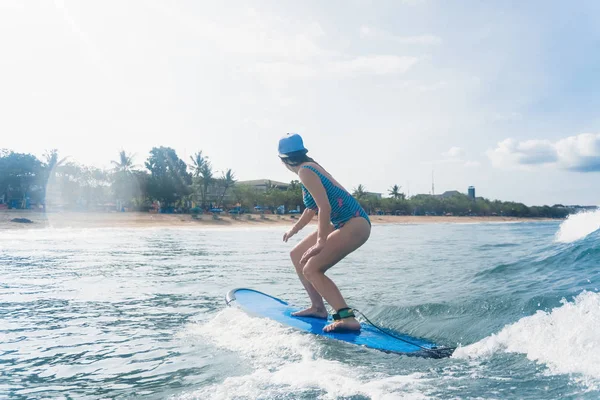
[290,232,318,265]
[290,245,303,266]
[302,261,321,281]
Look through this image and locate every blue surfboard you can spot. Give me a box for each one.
[225,288,455,359]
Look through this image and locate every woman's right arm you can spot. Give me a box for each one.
[292,208,316,232]
[283,208,316,242]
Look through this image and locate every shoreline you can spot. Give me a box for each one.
[0,210,559,230]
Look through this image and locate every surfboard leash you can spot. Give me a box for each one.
[353,308,455,357]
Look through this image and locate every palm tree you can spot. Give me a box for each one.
[188,151,211,207]
[41,149,68,211]
[288,180,300,191]
[265,180,278,190]
[111,150,136,173]
[111,151,138,209]
[389,184,403,199]
[199,160,213,208]
[43,149,68,174]
[189,151,207,178]
[217,169,236,208]
[353,184,366,200]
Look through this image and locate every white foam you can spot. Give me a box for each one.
[453,291,600,389]
[176,361,432,400]
[180,308,316,366]
[176,308,432,400]
[555,209,600,243]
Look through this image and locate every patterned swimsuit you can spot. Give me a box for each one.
[301,165,371,229]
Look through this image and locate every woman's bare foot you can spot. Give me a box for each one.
[291,306,328,319]
[323,317,361,333]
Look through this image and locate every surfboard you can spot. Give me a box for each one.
[225,288,455,359]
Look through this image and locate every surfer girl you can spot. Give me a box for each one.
[279,133,371,332]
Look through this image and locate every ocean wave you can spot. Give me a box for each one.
[555,209,600,243]
[452,291,600,389]
[176,308,434,400]
[474,229,599,286]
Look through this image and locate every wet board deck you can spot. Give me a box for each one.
[225,288,455,359]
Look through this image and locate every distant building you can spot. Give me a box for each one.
[236,179,290,192]
[365,192,383,199]
[191,180,237,207]
[429,190,461,199]
[468,186,476,199]
[418,189,474,199]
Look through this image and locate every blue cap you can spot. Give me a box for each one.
[278,133,308,158]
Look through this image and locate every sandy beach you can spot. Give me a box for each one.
[0,210,558,230]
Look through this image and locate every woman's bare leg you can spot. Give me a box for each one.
[301,217,371,332]
[289,230,327,318]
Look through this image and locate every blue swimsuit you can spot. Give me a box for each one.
[301,165,371,229]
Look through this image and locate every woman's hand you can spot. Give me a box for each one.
[283,227,298,242]
[300,240,326,264]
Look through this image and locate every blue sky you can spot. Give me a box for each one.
[1,0,599,205]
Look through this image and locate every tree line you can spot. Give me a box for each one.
[0,147,236,212]
[0,147,574,218]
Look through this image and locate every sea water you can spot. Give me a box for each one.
[1,212,600,399]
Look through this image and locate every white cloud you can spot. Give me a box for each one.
[487,133,600,172]
[443,146,465,159]
[156,6,421,89]
[556,133,600,172]
[359,25,442,45]
[158,5,423,78]
[464,161,481,168]
[515,140,557,165]
[148,3,332,63]
[486,138,557,169]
